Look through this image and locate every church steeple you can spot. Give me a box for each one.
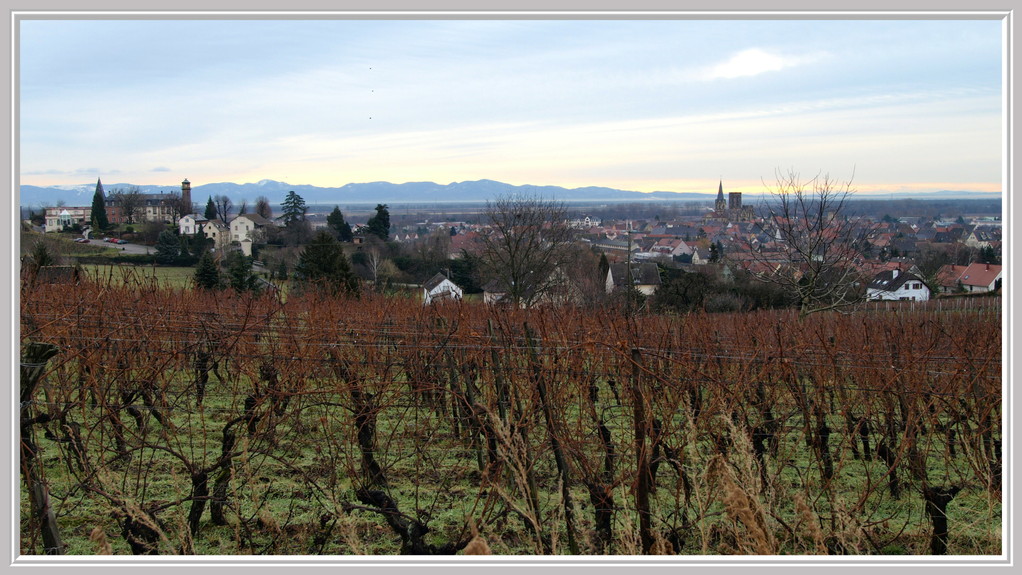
[714,180,726,213]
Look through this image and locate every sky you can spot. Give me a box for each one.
[18,16,1004,196]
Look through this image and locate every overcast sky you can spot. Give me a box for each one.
[18,16,1004,196]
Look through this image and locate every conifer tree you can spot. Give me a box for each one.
[193,251,221,290]
[154,229,181,264]
[326,206,353,242]
[280,191,307,227]
[294,230,359,296]
[225,250,258,293]
[366,203,390,241]
[204,197,217,221]
[90,180,109,231]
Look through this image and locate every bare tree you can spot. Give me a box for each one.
[747,168,869,318]
[365,245,385,285]
[479,193,576,307]
[171,191,193,219]
[111,186,143,225]
[255,196,273,220]
[214,195,233,225]
[415,228,451,274]
[162,191,185,223]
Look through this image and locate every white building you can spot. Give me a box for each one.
[230,213,274,244]
[423,273,463,305]
[865,269,931,302]
[179,214,207,236]
[202,220,231,252]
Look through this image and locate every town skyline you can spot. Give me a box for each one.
[19,15,1004,197]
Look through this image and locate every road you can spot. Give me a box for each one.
[90,238,154,256]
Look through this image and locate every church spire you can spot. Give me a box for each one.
[714,179,726,213]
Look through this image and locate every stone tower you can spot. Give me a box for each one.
[715,180,726,214]
[728,192,742,212]
[181,179,192,214]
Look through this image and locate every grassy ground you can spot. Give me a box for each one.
[78,264,198,290]
[21,370,1002,556]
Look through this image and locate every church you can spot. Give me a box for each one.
[707,180,754,222]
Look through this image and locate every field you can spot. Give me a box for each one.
[77,264,201,290]
[18,273,1002,557]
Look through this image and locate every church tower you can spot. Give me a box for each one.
[181,179,192,214]
[714,180,726,214]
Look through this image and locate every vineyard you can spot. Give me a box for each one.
[19,272,1002,557]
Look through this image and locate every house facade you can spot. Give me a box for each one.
[202,220,231,252]
[45,207,89,232]
[937,263,1003,293]
[422,273,463,305]
[865,269,931,301]
[230,213,274,244]
[606,262,662,296]
[179,214,208,236]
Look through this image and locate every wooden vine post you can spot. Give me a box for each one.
[631,347,654,554]
[20,342,64,555]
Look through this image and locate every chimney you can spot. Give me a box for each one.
[985,263,990,271]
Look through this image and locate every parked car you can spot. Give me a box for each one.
[115,239,129,245]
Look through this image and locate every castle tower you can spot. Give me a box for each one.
[181,179,192,214]
[715,180,726,213]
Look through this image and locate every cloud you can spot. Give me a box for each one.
[150,166,171,173]
[703,48,823,80]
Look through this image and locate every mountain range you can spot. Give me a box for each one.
[18,178,1002,208]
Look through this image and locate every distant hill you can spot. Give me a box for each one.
[18,178,1002,208]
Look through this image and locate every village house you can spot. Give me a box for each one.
[865,268,931,302]
[422,273,463,305]
[44,206,91,233]
[230,213,274,243]
[202,219,231,252]
[936,263,1003,293]
[179,214,208,236]
[606,262,662,296]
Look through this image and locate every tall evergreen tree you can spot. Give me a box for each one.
[204,197,217,220]
[154,229,181,264]
[294,230,359,296]
[326,206,353,242]
[90,179,109,231]
[225,250,258,293]
[193,251,221,290]
[366,203,390,241]
[280,191,308,227]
